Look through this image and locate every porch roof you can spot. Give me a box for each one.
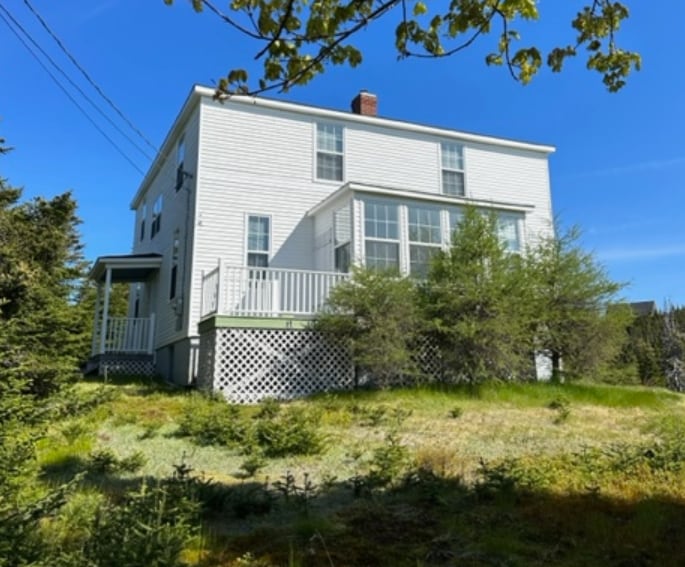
[89,254,163,283]
[307,181,537,217]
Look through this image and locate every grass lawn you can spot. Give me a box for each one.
[36,376,685,566]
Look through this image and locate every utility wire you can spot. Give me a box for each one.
[22,0,158,154]
[0,2,154,161]
[0,7,146,175]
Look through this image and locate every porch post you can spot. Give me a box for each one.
[216,258,226,315]
[99,267,112,355]
[91,283,101,356]
[147,312,156,355]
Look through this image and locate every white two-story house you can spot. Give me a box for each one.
[87,86,555,402]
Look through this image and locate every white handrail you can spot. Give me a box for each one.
[223,266,349,317]
[103,316,153,353]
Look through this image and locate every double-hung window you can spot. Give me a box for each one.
[246,215,270,268]
[151,195,162,238]
[316,123,343,181]
[333,205,351,273]
[408,205,442,278]
[364,200,399,272]
[497,212,522,253]
[448,208,464,243]
[441,143,465,196]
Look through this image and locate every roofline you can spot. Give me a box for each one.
[130,85,202,209]
[308,181,536,217]
[130,84,556,209]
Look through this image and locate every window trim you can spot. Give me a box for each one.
[150,195,163,239]
[440,142,466,197]
[244,213,272,268]
[333,203,352,273]
[363,199,401,273]
[314,122,345,183]
[407,204,443,277]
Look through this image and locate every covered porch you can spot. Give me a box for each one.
[85,254,162,376]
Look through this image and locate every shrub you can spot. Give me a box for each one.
[177,396,249,448]
[253,406,324,458]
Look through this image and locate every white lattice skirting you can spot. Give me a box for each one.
[99,358,155,377]
[198,327,354,403]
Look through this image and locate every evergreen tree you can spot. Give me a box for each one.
[421,207,534,383]
[524,227,631,379]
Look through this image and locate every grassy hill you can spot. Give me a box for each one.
[36,377,685,566]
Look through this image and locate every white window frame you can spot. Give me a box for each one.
[169,230,180,301]
[363,199,400,272]
[151,195,162,238]
[497,212,524,253]
[440,142,466,196]
[407,204,442,278]
[333,203,352,273]
[315,123,344,183]
[245,214,271,268]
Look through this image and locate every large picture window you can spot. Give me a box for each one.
[316,123,343,181]
[441,142,465,196]
[364,200,399,272]
[247,215,270,267]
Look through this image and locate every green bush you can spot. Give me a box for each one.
[176,395,249,448]
[253,406,325,458]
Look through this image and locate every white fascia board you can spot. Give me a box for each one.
[197,86,556,154]
[88,255,163,280]
[308,182,535,217]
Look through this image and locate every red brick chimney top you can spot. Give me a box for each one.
[351,90,377,116]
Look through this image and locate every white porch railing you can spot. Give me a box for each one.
[92,315,155,355]
[201,264,349,318]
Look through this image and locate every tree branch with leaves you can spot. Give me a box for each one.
[165,0,640,94]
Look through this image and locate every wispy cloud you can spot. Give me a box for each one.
[599,243,685,262]
[75,0,119,26]
[570,156,685,179]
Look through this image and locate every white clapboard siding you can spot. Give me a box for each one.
[129,89,554,352]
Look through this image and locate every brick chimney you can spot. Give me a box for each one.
[351,90,378,116]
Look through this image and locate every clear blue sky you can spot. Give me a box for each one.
[1,1,683,306]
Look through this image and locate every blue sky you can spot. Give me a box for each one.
[1,1,683,306]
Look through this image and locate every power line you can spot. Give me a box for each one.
[0,2,154,161]
[22,0,158,154]
[0,7,146,175]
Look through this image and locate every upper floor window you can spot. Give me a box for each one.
[364,200,399,272]
[175,136,186,191]
[316,123,343,181]
[151,195,162,238]
[247,215,270,267]
[497,212,522,253]
[169,230,180,300]
[408,205,442,278]
[334,205,351,273]
[441,143,465,196]
[139,201,147,241]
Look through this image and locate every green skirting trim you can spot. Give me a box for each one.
[198,315,313,333]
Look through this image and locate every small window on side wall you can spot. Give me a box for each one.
[246,215,270,268]
[139,201,147,241]
[175,136,186,191]
[151,195,162,238]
